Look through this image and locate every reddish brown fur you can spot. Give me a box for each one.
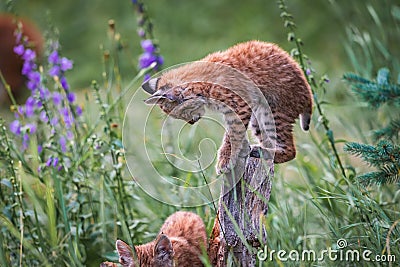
[101,211,208,267]
[0,14,43,103]
[143,41,313,173]
[207,213,221,266]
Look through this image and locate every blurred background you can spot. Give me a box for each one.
[2,0,398,94]
[1,0,399,266]
[2,0,399,177]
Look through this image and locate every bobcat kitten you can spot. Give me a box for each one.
[101,211,207,267]
[143,40,313,174]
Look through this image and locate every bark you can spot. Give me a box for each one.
[210,143,273,267]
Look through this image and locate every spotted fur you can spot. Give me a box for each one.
[143,41,313,174]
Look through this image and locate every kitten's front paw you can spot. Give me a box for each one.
[216,149,238,175]
[216,142,239,174]
[216,156,235,175]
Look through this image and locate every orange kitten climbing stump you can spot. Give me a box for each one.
[139,41,311,265]
[142,40,312,174]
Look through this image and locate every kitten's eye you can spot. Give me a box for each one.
[196,93,202,97]
[163,93,175,102]
[177,98,186,104]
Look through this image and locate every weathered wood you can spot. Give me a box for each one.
[213,143,273,267]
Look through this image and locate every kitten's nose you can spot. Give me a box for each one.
[188,116,200,124]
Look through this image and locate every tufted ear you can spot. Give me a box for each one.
[142,77,159,94]
[144,95,166,105]
[144,90,180,105]
[116,240,136,267]
[154,234,174,265]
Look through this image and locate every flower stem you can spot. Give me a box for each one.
[0,71,18,108]
[278,0,347,178]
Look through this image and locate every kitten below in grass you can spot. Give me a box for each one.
[100,211,208,267]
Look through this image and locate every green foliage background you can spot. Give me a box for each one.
[0,0,399,266]
[6,0,353,85]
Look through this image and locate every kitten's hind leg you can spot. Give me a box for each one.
[250,113,296,163]
[249,111,276,160]
[217,132,248,175]
[217,134,233,174]
[216,110,249,174]
[273,122,296,163]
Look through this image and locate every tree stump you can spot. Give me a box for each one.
[210,143,273,267]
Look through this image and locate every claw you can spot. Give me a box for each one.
[216,156,237,175]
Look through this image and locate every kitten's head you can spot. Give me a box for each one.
[142,77,206,124]
[115,235,174,267]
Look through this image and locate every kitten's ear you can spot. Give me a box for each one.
[142,78,159,94]
[144,95,165,105]
[144,91,179,105]
[116,240,135,267]
[154,234,174,264]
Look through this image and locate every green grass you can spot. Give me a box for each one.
[0,0,399,266]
